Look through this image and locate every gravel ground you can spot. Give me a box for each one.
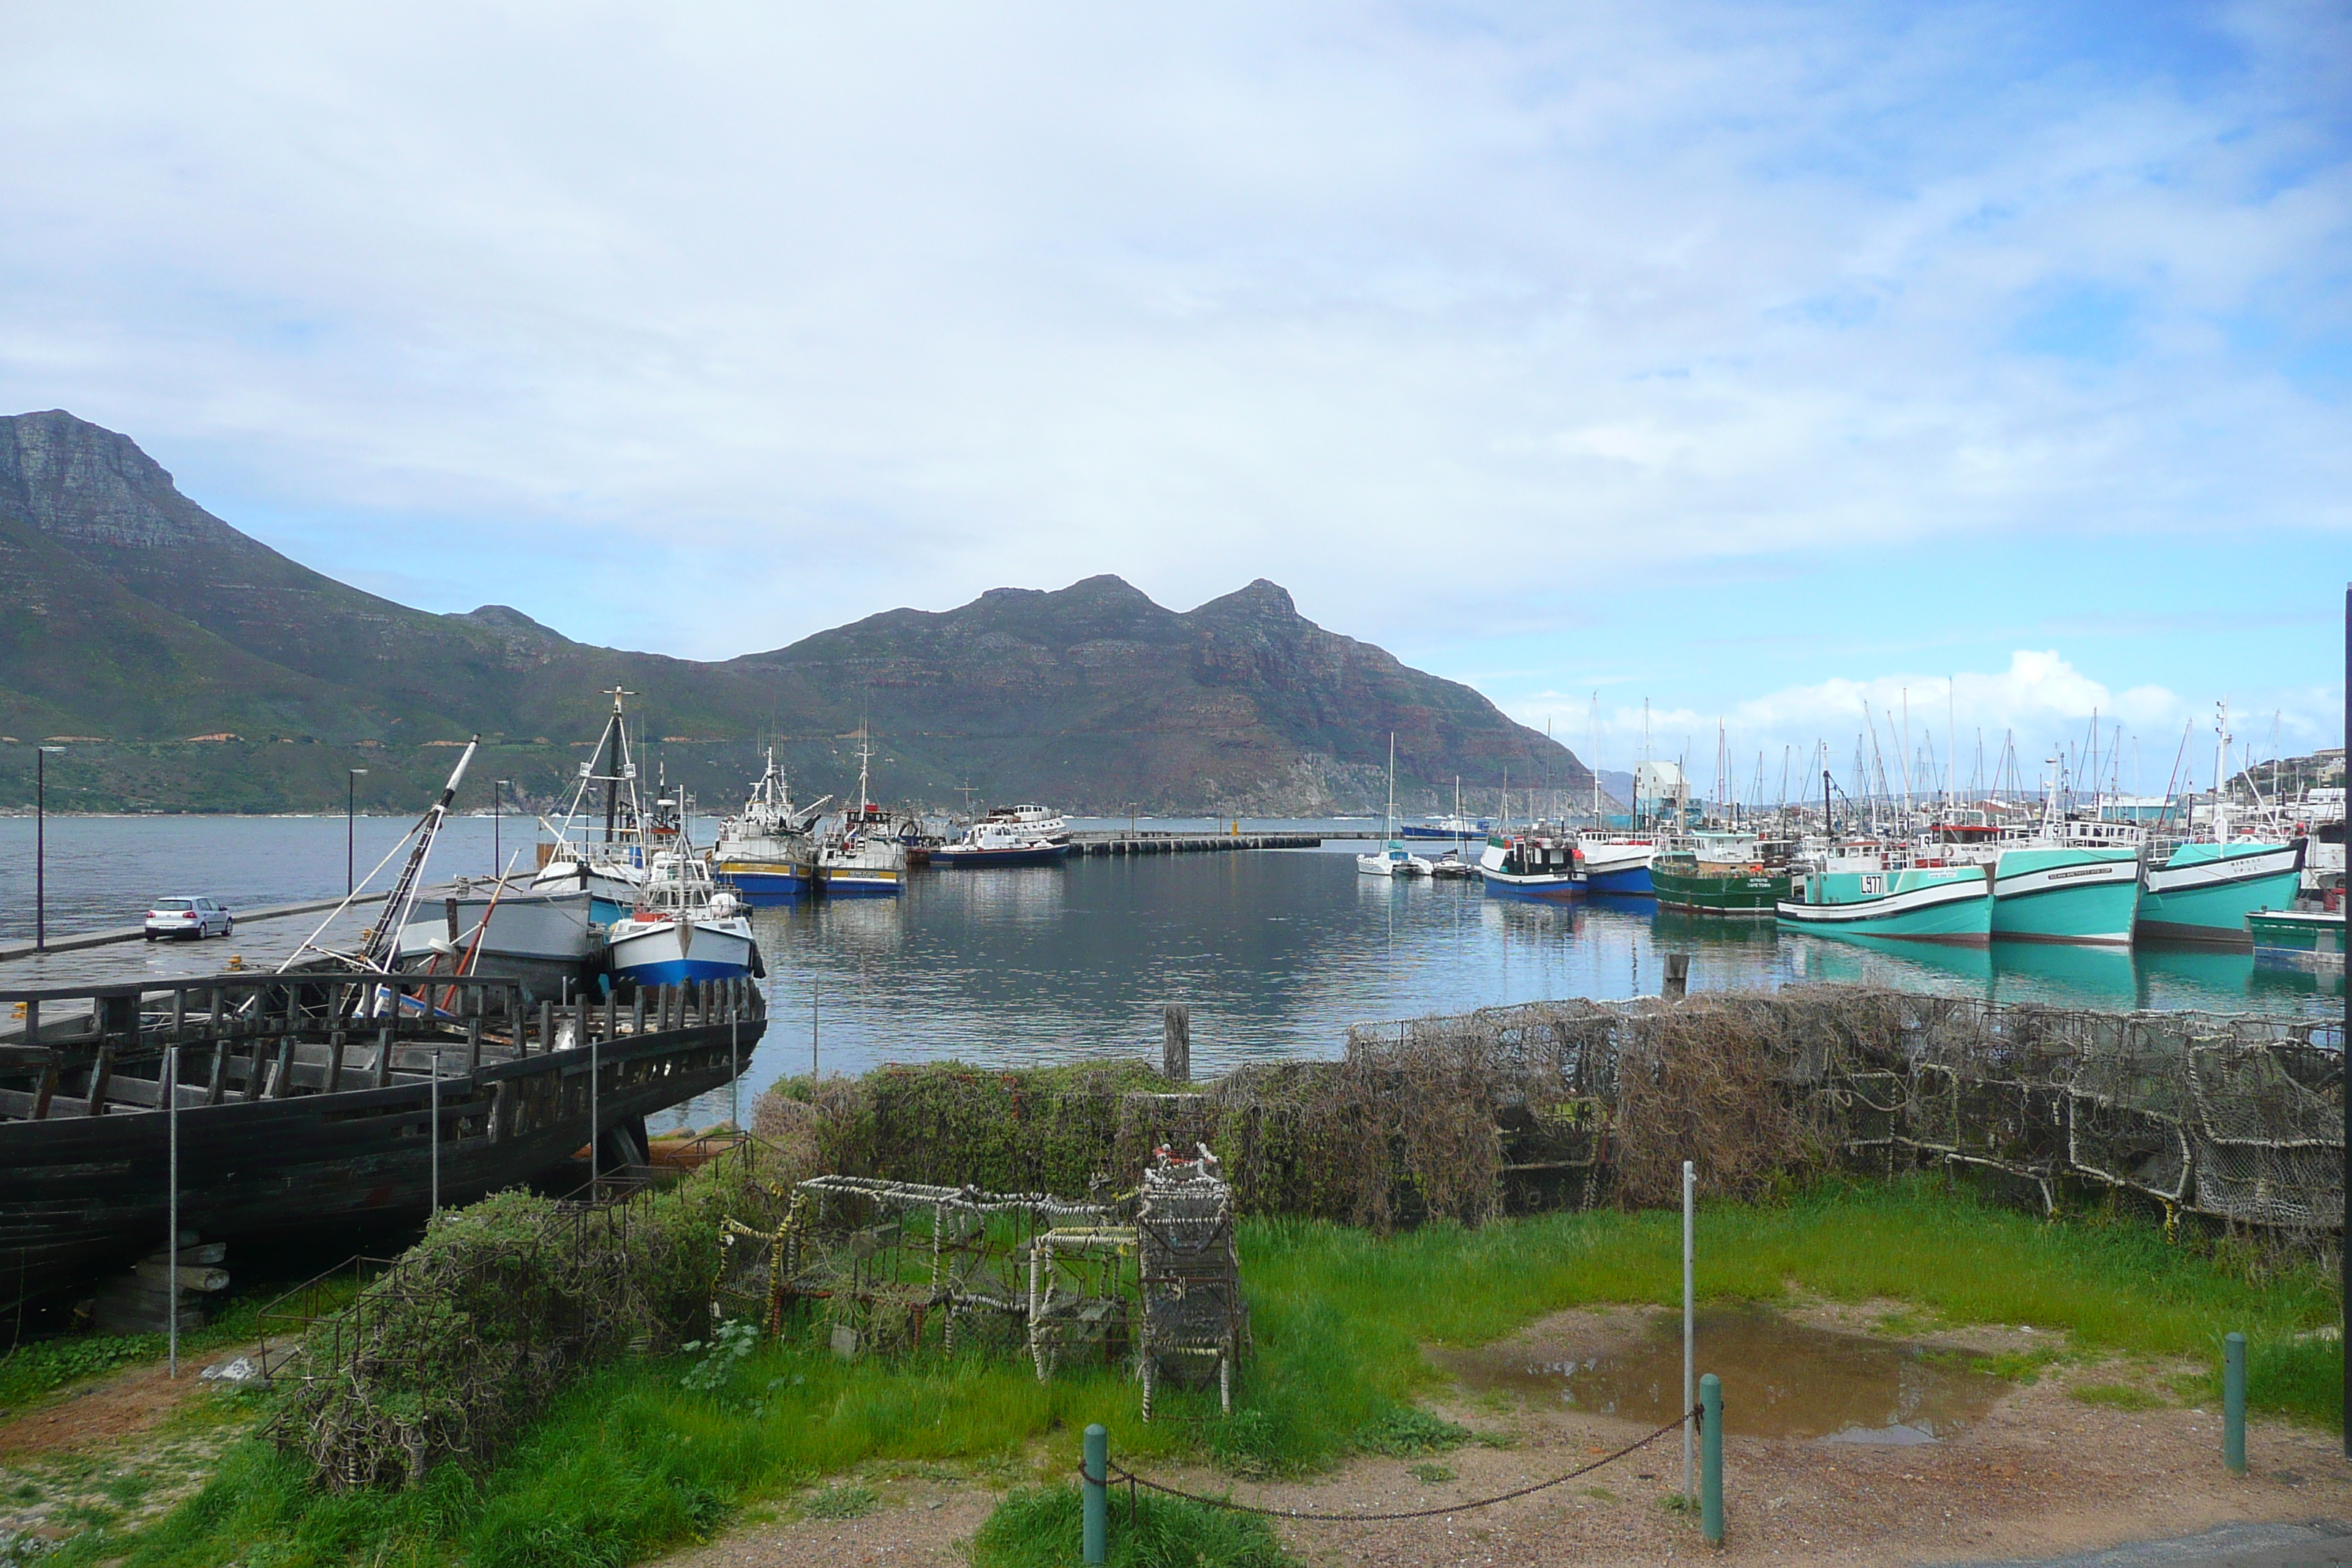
[661,1308,2352,1568]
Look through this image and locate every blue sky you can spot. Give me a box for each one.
[1,1,2345,774]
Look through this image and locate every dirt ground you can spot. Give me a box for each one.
[663,1304,2352,1568]
[0,1355,253,1543]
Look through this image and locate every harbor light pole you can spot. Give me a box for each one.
[34,745,63,951]
[494,779,510,880]
[347,769,369,894]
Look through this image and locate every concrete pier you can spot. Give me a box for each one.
[1066,831,1323,856]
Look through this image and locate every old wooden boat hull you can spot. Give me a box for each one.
[0,970,764,1310]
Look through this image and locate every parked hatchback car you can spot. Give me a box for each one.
[144,897,233,941]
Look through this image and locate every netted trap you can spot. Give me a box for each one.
[718,1152,1248,1415]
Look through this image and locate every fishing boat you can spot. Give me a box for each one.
[1776,853,1992,944]
[932,804,1073,867]
[1918,788,2144,946]
[1357,736,1433,878]
[394,881,598,1003]
[712,749,829,902]
[2247,906,2345,967]
[2134,706,2304,947]
[531,689,658,920]
[1649,832,1792,916]
[604,844,760,988]
[1400,813,1490,841]
[814,731,908,896]
[1476,832,1580,898]
[1573,834,1659,894]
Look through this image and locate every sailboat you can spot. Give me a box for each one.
[1357,735,1434,878]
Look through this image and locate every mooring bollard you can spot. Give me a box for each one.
[1082,1423,1108,1565]
[1700,1371,1723,1547]
[2224,1332,2247,1476]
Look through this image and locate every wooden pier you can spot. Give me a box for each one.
[1068,831,1323,856]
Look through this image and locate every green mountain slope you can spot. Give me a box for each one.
[0,410,1586,815]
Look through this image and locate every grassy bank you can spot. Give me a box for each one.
[52,1177,2340,1568]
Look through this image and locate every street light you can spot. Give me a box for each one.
[492,778,511,881]
[34,745,64,951]
[347,769,369,894]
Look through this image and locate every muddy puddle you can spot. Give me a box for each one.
[1431,1306,2009,1445]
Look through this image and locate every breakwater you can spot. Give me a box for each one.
[1067,830,1322,855]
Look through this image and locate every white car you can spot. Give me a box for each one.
[144,897,233,941]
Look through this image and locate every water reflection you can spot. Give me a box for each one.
[665,849,2340,1128]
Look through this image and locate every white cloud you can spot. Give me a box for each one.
[1518,650,2341,794]
[0,2,2342,671]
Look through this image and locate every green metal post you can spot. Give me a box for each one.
[2224,1332,2247,1476]
[1082,1424,1107,1564]
[1700,1372,1724,1547]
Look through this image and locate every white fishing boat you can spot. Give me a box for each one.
[532,688,660,920]
[1357,735,1434,878]
[932,804,1073,867]
[395,878,598,1003]
[605,834,760,988]
[815,731,908,896]
[712,748,829,902]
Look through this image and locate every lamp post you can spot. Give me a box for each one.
[494,779,510,879]
[347,769,369,894]
[34,745,64,951]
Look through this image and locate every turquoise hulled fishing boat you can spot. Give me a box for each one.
[2137,839,2304,946]
[1777,860,1993,945]
[1989,843,2143,946]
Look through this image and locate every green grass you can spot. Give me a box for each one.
[2070,1383,2167,1411]
[50,1177,2345,1568]
[969,1485,1288,1568]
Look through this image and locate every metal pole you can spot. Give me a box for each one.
[34,747,45,952]
[1700,1372,1724,1546]
[1082,1423,1107,1564]
[2226,1330,2247,1476]
[2342,581,2350,1458]
[493,779,504,879]
[347,768,369,895]
[166,1044,179,1378]
[812,981,818,1079]
[589,1025,600,1187]
[1683,1158,1696,1501]
[730,1009,740,1129]
[430,1049,442,1219]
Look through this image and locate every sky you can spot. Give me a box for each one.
[2,2,2345,787]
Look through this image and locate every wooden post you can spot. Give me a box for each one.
[328,1030,347,1093]
[85,1047,113,1116]
[603,990,617,1042]
[20,1000,34,1051]
[1663,952,1691,1001]
[1162,1004,1191,1084]
[467,1014,483,1073]
[30,1067,55,1120]
[632,990,645,1036]
[539,1000,553,1055]
[206,1041,227,1106]
[374,1025,393,1088]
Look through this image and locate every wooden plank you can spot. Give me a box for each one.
[84,1047,113,1117]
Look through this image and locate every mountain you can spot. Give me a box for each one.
[0,410,1588,815]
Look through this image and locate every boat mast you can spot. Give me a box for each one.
[600,688,632,844]
[2212,701,2231,846]
[358,738,479,980]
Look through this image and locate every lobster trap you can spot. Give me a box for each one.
[715,1150,1247,1415]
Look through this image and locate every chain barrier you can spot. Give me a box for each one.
[1081,1404,1700,1524]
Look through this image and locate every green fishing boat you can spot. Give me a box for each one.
[2246,906,2342,962]
[1989,843,2142,946]
[1651,834,1793,916]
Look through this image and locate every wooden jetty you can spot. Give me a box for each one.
[1067,831,1323,856]
[0,968,764,1310]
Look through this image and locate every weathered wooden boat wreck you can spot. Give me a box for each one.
[0,968,766,1312]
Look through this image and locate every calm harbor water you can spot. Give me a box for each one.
[0,817,2337,1137]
